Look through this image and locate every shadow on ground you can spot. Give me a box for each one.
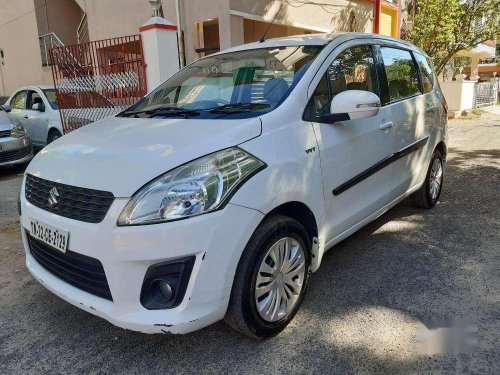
[0,148,498,375]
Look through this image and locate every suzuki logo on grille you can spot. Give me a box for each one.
[48,187,59,207]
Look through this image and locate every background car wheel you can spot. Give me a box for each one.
[411,149,444,209]
[225,215,311,339]
[47,129,62,144]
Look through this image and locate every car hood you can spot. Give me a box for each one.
[26,116,262,197]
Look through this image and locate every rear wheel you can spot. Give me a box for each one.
[225,215,311,339]
[411,149,444,208]
[47,129,62,144]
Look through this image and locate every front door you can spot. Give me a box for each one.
[8,90,30,130]
[25,90,50,145]
[306,43,395,240]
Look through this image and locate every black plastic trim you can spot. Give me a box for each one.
[140,256,196,310]
[27,232,113,301]
[317,112,351,124]
[332,136,429,196]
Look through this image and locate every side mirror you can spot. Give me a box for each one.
[319,90,381,124]
[1,104,12,112]
[32,102,45,112]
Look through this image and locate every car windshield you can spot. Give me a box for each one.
[119,45,323,119]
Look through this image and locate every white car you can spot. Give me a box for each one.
[0,109,33,167]
[2,85,64,146]
[3,85,116,147]
[20,33,447,338]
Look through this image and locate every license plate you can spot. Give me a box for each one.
[29,218,69,253]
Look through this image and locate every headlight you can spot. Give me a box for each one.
[10,121,26,138]
[118,148,266,225]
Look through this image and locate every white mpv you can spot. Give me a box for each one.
[20,33,447,338]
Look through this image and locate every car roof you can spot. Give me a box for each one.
[213,32,428,58]
[13,85,54,92]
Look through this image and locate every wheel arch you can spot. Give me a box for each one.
[47,127,62,143]
[264,201,318,246]
[435,141,447,160]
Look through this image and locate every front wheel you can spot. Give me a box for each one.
[411,149,444,208]
[225,215,311,339]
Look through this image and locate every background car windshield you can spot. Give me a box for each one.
[44,89,114,110]
[126,45,323,119]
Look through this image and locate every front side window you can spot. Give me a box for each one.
[414,53,434,94]
[120,46,323,119]
[43,89,59,110]
[27,91,43,110]
[380,47,421,102]
[307,45,378,118]
[10,90,27,109]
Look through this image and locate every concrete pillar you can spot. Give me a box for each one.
[140,16,180,93]
[470,55,480,81]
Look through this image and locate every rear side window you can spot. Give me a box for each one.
[414,53,434,93]
[10,90,27,109]
[380,47,420,102]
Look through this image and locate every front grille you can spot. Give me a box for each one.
[27,233,113,301]
[0,130,11,138]
[25,174,114,223]
[0,146,31,163]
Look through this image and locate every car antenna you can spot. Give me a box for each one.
[260,3,284,43]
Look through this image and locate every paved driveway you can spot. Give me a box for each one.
[1,113,499,375]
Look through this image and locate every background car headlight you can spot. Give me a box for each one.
[10,121,26,138]
[118,148,266,225]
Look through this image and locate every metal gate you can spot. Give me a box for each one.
[49,35,147,134]
[473,82,498,108]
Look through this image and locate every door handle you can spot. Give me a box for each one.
[23,115,29,119]
[379,121,393,131]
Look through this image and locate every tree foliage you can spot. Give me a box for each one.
[402,0,500,75]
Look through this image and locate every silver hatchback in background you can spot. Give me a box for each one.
[0,108,33,167]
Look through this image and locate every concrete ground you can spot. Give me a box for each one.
[0,113,499,375]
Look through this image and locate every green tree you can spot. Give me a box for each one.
[403,0,500,75]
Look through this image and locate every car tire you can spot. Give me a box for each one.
[411,149,444,209]
[47,129,62,144]
[225,215,311,339]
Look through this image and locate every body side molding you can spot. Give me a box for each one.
[332,136,429,196]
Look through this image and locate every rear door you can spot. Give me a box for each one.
[376,46,429,198]
[306,42,396,240]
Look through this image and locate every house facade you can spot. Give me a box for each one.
[0,0,401,96]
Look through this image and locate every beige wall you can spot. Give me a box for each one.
[0,0,379,96]
[184,0,374,63]
[74,0,181,42]
[34,0,84,45]
[230,0,374,33]
[0,0,53,96]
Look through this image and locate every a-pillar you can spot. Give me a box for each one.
[140,16,180,92]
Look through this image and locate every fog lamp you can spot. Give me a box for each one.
[140,256,195,310]
[151,279,174,303]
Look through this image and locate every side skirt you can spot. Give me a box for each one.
[312,180,424,272]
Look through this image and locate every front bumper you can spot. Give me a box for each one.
[20,182,264,334]
[0,136,33,166]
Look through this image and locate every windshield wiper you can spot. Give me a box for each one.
[209,103,270,114]
[148,109,200,118]
[118,106,200,118]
